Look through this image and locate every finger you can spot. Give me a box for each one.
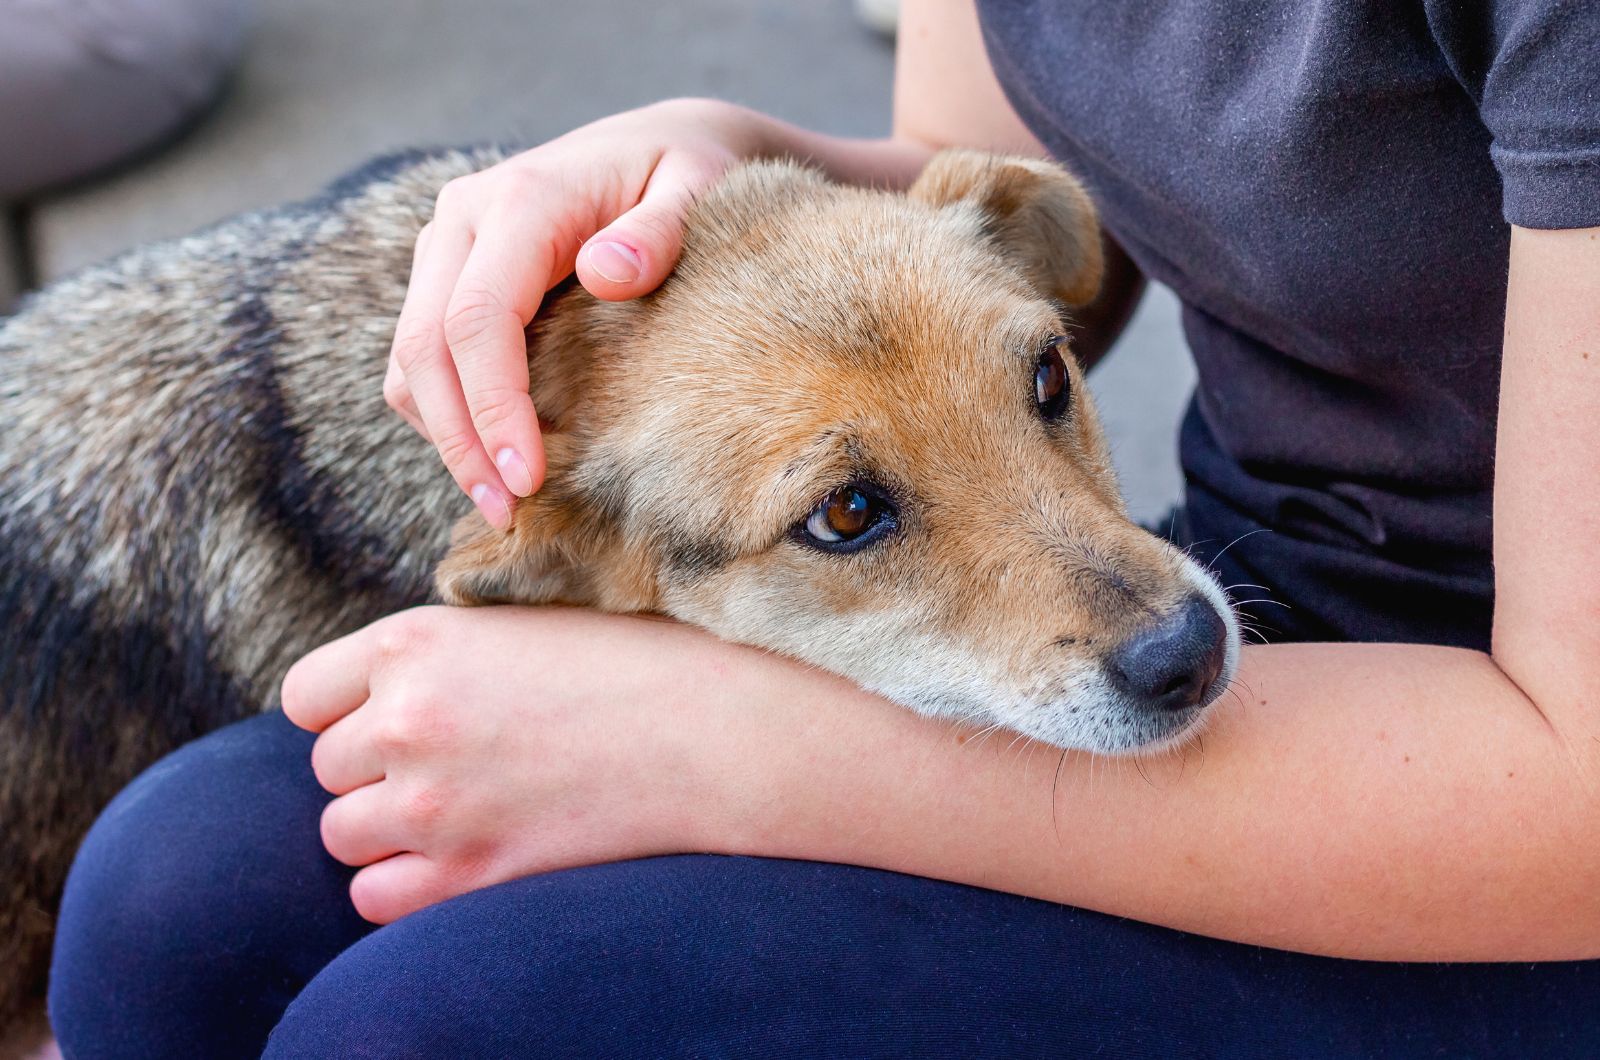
[442,208,555,499]
[575,151,719,302]
[280,629,375,733]
[310,710,386,796]
[384,223,442,437]
[320,783,409,868]
[383,353,429,441]
[348,852,456,924]
[389,219,516,529]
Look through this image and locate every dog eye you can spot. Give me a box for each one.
[798,485,897,552]
[1035,337,1071,420]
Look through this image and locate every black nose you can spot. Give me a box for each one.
[1107,596,1227,712]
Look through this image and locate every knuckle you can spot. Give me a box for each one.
[371,717,407,756]
[372,708,417,755]
[393,698,441,745]
[398,784,448,831]
[681,151,736,189]
[431,428,482,473]
[382,373,411,412]
[390,322,444,374]
[495,165,551,201]
[625,207,680,248]
[374,612,429,658]
[435,176,476,213]
[442,292,508,347]
[374,692,453,754]
[466,390,525,436]
[641,96,686,119]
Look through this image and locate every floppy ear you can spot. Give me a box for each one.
[434,435,659,612]
[909,150,1104,306]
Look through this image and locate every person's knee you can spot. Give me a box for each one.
[49,712,355,1056]
[265,855,941,1057]
[267,856,748,1056]
[266,854,1229,1058]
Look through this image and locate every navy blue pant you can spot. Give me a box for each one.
[49,711,1600,1058]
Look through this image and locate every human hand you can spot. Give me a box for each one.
[279,606,785,923]
[384,98,769,528]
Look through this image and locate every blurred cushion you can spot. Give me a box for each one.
[0,0,253,200]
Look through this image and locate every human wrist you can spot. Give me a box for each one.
[662,640,819,858]
[635,96,774,162]
[650,96,935,191]
[680,647,918,864]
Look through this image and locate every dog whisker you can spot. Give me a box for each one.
[1,142,1261,1042]
[1050,747,1070,835]
[1206,528,1271,570]
[966,720,1009,749]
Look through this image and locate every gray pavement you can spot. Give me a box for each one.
[22,0,1193,522]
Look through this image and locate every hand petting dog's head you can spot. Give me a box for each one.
[437,151,1239,753]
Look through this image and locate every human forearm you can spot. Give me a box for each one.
[722,103,935,190]
[697,226,1600,962]
[713,640,1600,962]
[744,0,1049,185]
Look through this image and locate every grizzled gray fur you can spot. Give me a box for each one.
[0,147,510,1042]
[0,139,1209,1050]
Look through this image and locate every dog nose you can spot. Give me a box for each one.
[1106,596,1227,712]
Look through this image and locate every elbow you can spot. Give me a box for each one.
[1488,627,1600,774]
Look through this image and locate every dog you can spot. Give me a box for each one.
[0,146,1239,1046]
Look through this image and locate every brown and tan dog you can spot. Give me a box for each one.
[0,147,1238,1048]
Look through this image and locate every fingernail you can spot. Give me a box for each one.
[586,241,642,284]
[495,447,534,496]
[470,483,513,531]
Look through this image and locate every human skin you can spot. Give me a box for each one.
[283,0,1600,960]
[379,0,1143,528]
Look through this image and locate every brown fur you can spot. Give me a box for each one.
[0,147,1236,1049]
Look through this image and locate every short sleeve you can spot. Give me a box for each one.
[1428,0,1600,229]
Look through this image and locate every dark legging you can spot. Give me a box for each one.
[48,710,1600,1058]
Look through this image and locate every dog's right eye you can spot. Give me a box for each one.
[1035,337,1071,421]
[796,485,897,553]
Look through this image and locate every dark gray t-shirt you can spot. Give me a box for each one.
[977,0,1600,649]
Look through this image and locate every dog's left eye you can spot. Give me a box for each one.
[1035,337,1071,421]
[797,485,897,553]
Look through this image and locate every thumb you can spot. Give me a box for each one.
[576,154,721,301]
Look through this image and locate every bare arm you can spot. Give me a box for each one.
[712,225,1600,962]
[289,229,1598,949]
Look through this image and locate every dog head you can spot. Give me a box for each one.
[435,151,1239,753]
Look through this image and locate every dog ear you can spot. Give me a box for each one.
[909,150,1104,306]
[434,434,659,612]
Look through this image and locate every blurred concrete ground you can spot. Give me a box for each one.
[20,0,1193,521]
